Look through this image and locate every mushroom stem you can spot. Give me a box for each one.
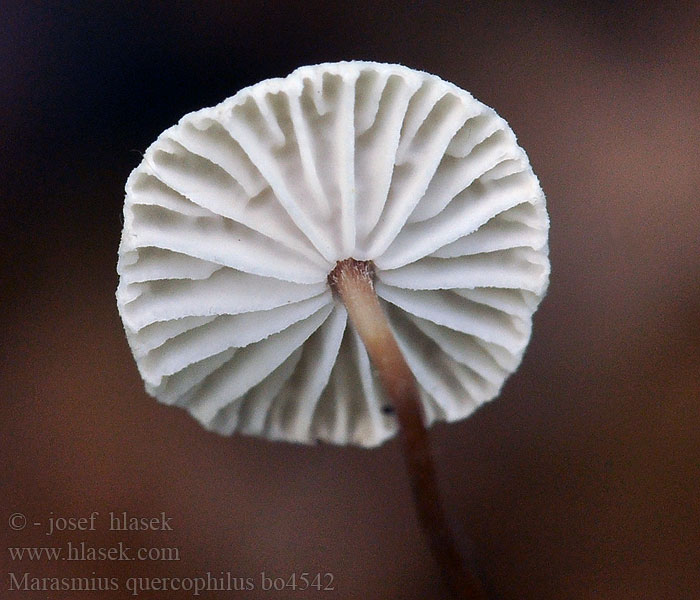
[328,258,488,600]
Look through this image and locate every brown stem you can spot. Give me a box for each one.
[329,258,487,600]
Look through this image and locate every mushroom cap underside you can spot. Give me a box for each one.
[116,61,550,447]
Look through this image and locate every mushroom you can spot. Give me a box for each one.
[117,61,549,599]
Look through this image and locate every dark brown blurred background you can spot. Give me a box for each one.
[2,2,699,599]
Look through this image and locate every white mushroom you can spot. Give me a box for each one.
[117,61,549,448]
[117,61,549,599]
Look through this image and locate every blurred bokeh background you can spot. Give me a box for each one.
[2,2,698,598]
